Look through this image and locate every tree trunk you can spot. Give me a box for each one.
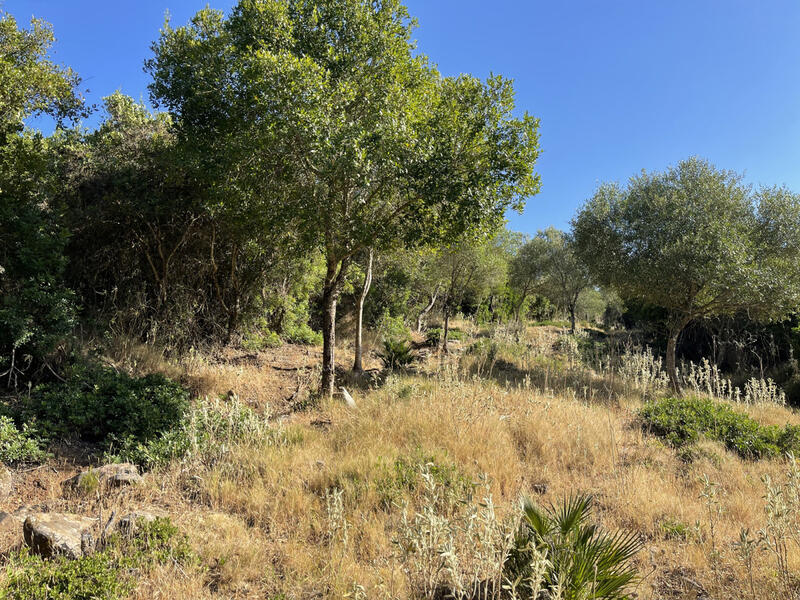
[416,286,439,332]
[569,303,577,334]
[666,317,690,393]
[321,255,350,397]
[352,249,373,374]
[442,304,451,353]
[321,281,338,397]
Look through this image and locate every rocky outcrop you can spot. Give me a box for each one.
[64,463,143,495]
[23,512,97,559]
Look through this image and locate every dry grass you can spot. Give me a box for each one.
[4,325,800,599]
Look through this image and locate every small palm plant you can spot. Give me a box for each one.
[504,494,643,599]
[378,339,416,370]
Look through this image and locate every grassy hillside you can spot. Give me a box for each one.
[1,323,798,599]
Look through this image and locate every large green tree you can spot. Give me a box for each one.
[0,11,84,384]
[147,0,541,395]
[573,157,800,390]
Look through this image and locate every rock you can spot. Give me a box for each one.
[64,463,143,495]
[0,511,18,533]
[0,467,13,500]
[23,512,96,559]
[531,482,548,495]
[113,510,160,535]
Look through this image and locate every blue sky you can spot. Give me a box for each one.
[6,0,800,235]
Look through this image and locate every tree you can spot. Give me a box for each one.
[508,235,547,321]
[573,157,800,390]
[433,235,507,352]
[0,11,84,385]
[147,0,541,395]
[351,248,373,374]
[538,228,590,333]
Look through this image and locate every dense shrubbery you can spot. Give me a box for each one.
[8,364,188,448]
[0,517,193,600]
[640,396,800,459]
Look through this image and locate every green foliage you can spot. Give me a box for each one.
[0,415,48,465]
[639,396,800,460]
[375,450,472,509]
[106,394,278,470]
[242,327,282,351]
[13,363,189,448]
[505,494,643,599]
[376,310,411,344]
[378,339,417,371]
[0,11,85,383]
[574,158,800,383]
[0,518,192,600]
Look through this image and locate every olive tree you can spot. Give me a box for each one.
[573,157,800,390]
[148,0,541,395]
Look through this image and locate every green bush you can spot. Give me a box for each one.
[0,517,193,600]
[13,363,189,449]
[283,321,322,345]
[639,396,800,460]
[425,327,465,347]
[378,339,416,370]
[505,494,643,599]
[106,395,280,470]
[0,416,48,465]
[242,329,282,351]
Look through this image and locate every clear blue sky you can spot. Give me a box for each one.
[6,0,800,235]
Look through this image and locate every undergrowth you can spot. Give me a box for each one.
[640,396,800,459]
[0,517,193,600]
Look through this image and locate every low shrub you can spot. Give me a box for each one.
[107,395,281,470]
[504,494,643,599]
[0,517,193,600]
[0,416,48,465]
[375,450,472,509]
[425,327,465,347]
[378,339,416,370]
[639,396,800,459]
[242,329,282,351]
[12,363,189,449]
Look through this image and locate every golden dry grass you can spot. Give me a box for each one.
[4,324,800,599]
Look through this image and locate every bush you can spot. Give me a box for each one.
[0,416,48,465]
[375,450,472,509]
[13,363,189,448]
[505,494,643,599]
[106,394,280,470]
[639,396,800,459]
[425,327,465,347]
[378,339,416,370]
[0,517,193,600]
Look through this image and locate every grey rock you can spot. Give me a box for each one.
[64,463,143,495]
[23,512,97,559]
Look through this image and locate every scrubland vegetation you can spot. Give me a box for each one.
[4,1,800,599]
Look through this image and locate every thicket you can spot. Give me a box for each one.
[640,396,800,459]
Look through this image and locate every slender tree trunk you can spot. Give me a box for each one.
[416,286,439,332]
[352,249,373,374]
[321,282,338,397]
[666,316,690,393]
[569,304,577,334]
[321,255,349,397]
[443,304,451,353]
